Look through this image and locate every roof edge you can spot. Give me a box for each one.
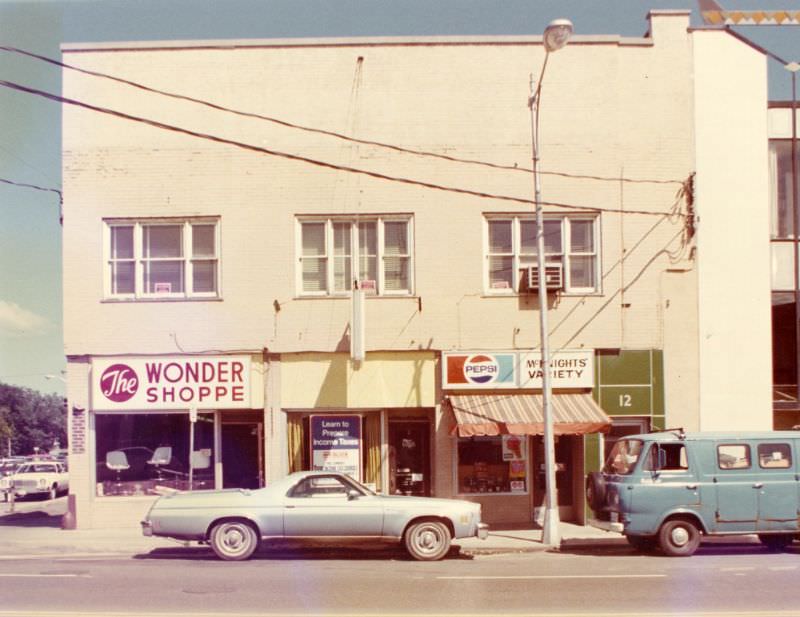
[61,33,652,53]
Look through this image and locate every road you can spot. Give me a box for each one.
[0,540,799,616]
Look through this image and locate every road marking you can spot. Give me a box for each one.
[0,573,90,578]
[0,552,130,561]
[437,574,667,580]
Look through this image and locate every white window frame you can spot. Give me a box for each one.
[103,218,221,300]
[296,216,414,297]
[483,215,600,295]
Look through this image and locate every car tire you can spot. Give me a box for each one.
[404,520,451,561]
[209,520,259,561]
[626,535,658,552]
[585,472,606,512]
[658,518,701,557]
[758,534,794,552]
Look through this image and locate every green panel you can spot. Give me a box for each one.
[651,415,666,430]
[597,350,652,385]
[584,433,601,472]
[652,350,664,415]
[600,385,652,415]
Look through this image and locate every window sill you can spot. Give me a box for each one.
[482,291,603,298]
[101,297,223,304]
[294,294,418,301]
[456,491,530,497]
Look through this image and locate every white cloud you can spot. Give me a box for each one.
[0,301,52,336]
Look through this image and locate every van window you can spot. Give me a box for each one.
[603,439,643,475]
[757,443,792,469]
[643,443,689,472]
[717,444,751,470]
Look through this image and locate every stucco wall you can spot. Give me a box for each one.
[62,14,694,364]
[692,30,772,430]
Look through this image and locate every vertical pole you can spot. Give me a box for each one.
[530,68,561,546]
[791,72,800,410]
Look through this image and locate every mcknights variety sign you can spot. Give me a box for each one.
[442,350,593,389]
[92,356,251,410]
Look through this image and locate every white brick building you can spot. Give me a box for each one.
[61,11,772,529]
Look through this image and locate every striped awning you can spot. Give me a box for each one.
[445,393,611,437]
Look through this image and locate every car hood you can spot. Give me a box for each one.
[378,494,480,510]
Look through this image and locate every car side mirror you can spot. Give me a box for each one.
[347,489,360,501]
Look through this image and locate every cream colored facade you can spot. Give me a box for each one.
[61,11,772,528]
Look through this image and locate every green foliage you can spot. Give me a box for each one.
[0,383,67,457]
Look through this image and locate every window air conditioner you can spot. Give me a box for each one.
[525,264,563,292]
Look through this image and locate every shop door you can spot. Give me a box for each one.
[222,422,263,489]
[389,422,430,496]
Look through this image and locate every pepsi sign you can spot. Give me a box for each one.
[444,352,516,389]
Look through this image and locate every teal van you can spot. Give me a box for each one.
[586,430,800,556]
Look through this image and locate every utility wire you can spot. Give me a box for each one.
[0,78,684,218]
[2,44,685,187]
[0,177,62,203]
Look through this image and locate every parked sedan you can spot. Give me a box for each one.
[141,470,488,561]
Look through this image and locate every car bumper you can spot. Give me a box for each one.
[588,517,624,533]
[141,520,153,537]
[476,523,489,540]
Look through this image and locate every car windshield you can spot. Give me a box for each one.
[603,439,644,475]
[16,464,57,474]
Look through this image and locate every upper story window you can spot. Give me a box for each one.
[484,215,599,294]
[770,140,800,239]
[297,216,413,296]
[104,218,220,300]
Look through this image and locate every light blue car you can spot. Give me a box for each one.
[587,430,800,556]
[142,470,488,561]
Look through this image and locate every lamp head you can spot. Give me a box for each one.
[543,18,573,53]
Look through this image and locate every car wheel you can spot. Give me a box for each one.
[658,518,700,557]
[585,472,606,512]
[626,535,658,552]
[404,520,451,561]
[758,534,794,552]
[209,520,259,561]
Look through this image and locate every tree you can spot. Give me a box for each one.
[0,383,67,456]
[0,405,12,457]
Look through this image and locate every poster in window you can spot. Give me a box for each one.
[502,435,526,461]
[310,414,362,482]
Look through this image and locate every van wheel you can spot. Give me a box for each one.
[626,535,657,552]
[585,472,607,511]
[658,519,700,557]
[758,534,794,552]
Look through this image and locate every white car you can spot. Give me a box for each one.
[1,461,69,500]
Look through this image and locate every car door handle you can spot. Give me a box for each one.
[686,484,697,490]
[752,483,763,489]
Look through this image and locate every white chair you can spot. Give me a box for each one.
[147,446,172,479]
[190,450,211,470]
[105,450,130,483]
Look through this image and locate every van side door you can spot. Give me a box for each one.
[753,441,798,532]
[713,442,759,533]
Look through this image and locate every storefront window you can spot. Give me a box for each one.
[95,412,214,496]
[456,436,528,495]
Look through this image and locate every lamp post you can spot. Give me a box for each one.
[529,18,573,546]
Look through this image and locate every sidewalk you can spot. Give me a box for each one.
[0,497,625,558]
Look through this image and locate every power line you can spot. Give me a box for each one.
[0,177,62,203]
[2,44,685,187]
[0,77,685,218]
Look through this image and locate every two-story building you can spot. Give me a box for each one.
[61,10,773,529]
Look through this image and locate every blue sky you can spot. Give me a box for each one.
[1,0,799,396]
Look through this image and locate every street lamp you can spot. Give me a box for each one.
[529,18,573,546]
